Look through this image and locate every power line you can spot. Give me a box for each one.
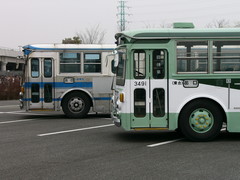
[117,0,130,31]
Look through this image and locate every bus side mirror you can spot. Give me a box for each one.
[114,51,119,67]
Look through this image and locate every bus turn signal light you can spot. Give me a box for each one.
[21,87,25,93]
[119,93,124,102]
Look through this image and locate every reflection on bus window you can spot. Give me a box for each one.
[44,58,52,78]
[84,53,101,73]
[60,53,81,73]
[31,84,40,103]
[31,58,39,78]
[134,50,146,79]
[153,50,165,79]
[177,41,208,73]
[111,60,116,74]
[153,88,165,117]
[44,83,52,103]
[213,41,240,72]
[134,89,146,117]
[116,49,126,86]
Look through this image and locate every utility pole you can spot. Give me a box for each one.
[117,0,130,31]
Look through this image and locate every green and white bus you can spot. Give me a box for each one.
[111,23,240,141]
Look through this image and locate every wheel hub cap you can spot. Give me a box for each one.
[69,98,84,112]
[189,108,214,133]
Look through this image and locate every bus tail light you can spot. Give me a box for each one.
[120,93,124,102]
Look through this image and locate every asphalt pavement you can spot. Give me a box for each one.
[0,100,240,180]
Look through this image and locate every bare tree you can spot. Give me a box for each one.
[76,25,106,44]
[234,21,240,28]
[143,22,172,29]
[206,19,229,28]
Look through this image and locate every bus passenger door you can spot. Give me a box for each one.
[29,58,55,110]
[131,49,168,128]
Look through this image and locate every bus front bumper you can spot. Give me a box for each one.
[111,113,121,127]
[19,92,24,109]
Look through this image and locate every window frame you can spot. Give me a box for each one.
[44,58,53,78]
[59,52,81,73]
[153,50,165,79]
[31,58,40,78]
[83,53,102,73]
[133,50,146,79]
[116,48,127,86]
[176,41,209,74]
[134,88,146,117]
[213,40,240,73]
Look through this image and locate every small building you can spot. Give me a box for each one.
[0,47,24,72]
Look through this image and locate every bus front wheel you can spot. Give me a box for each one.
[179,100,223,141]
[62,92,91,118]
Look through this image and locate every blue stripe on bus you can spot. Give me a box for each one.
[93,97,111,100]
[24,82,93,88]
[22,97,111,102]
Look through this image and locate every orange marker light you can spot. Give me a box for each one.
[119,93,124,102]
[21,87,25,93]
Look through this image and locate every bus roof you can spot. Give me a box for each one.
[116,27,240,40]
[23,44,116,55]
[23,44,116,51]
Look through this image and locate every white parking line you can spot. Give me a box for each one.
[0,111,51,116]
[6,112,48,115]
[0,105,18,108]
[0,119,36,124]
[38,124,114,137]
[147,138,184,148]
[147,129,226,147]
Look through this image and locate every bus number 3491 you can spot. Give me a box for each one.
[134,81,147,86]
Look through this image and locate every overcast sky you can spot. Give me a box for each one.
[1,0,240,49]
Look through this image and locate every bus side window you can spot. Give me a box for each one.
[60,53,81,73]
[177,41,208,73]
[134,50,146,79]
[44,58,52,78]
[31,84,40,103]
[31,58,39,78]
[153,88,165,117]
[134,89,146,117]
[84,53,101,73]
[153,50,165,79]
[213,41,240,72]
[111,59,116,74]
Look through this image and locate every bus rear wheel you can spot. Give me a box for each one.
[179,100,223,141]
[62,92,91,118]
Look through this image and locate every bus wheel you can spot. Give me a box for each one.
[179,100,223,141]
[62,92,91,118]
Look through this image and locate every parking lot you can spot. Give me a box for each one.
[1,100,240,179]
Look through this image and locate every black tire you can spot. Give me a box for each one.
[179,100,223,141]
[62,92,91,118]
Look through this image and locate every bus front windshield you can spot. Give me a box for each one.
[116,48,126,86]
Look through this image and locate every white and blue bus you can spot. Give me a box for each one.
[20,44,115,118]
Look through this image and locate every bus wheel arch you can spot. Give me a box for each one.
[178,98,225,141]
[61,90,93,118]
